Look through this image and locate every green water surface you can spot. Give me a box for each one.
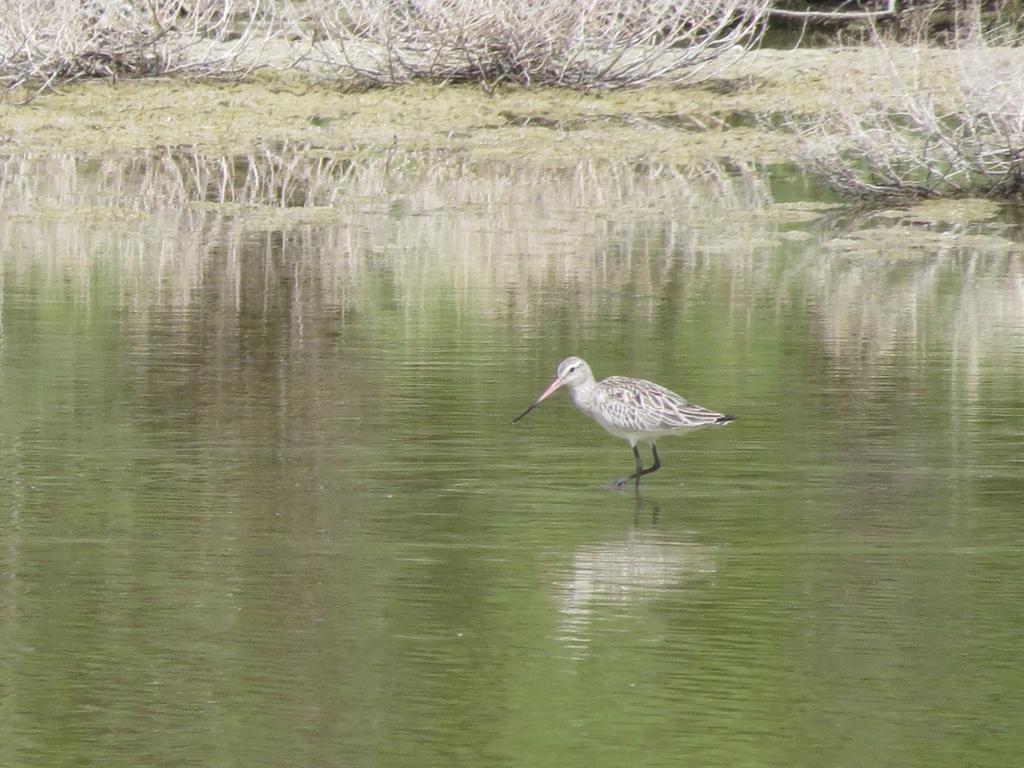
[1,153,1023,768]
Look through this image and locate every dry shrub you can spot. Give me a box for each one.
[0,0,278,96]
[307,0,770,89]
[0,0,768,93]
[791,7,1024,200]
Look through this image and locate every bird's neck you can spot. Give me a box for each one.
[569,378,597,410]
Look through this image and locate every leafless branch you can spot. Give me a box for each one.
[769,0,897,21]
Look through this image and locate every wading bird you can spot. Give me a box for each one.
[513,356,734,490]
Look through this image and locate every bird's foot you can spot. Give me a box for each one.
[604,476,631,492]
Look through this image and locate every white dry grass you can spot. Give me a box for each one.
[0,0,771,94]
[0,0,280,96]
[789,8,1024,200]
[305,0,770,89]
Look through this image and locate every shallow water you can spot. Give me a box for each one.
[1,150,1023,767]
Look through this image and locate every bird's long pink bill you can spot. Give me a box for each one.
[512,376,563,423]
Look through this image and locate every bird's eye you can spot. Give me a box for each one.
[568,365,576,372]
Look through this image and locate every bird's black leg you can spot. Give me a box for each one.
[630,442,663,489]
[644,444,662,476]
[607,444,663,492]
[628,444,662,490]
[633,495,661,525]
[631,444,644,479]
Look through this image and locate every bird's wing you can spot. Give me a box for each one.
[599,377,727,431]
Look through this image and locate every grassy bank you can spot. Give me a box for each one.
[3,42,1023,201]
[0,48,951,164]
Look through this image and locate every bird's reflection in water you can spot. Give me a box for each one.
[635,493,660,525]
[554,497,717,656]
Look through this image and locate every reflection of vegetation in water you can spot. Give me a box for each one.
[808,200,1024,390]
[0,148,772,316]
[1,150,1021,374]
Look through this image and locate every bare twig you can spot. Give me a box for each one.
[769,0,897,21]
